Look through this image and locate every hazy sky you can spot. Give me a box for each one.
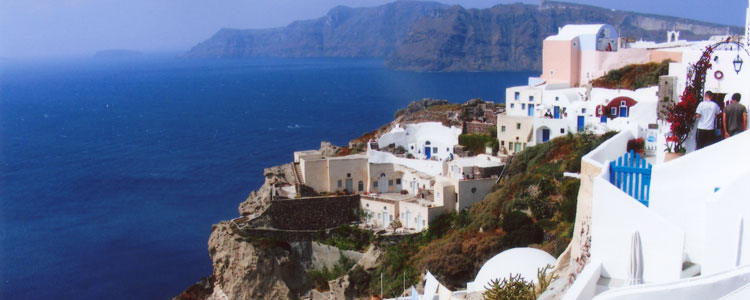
[1,0,747,58]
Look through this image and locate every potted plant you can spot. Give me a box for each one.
[626,137,645,156]
[664,134,686,162]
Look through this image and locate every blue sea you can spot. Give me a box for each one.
[0,56,533,299]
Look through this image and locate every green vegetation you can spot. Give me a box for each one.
[319,225,375,252]
[368,131,615,296]
[459,129,499,155]
[482,265,556,300]
[592,60,670,90]
[308,254,357,291]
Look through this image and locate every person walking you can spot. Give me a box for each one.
[695,91,721,150]
[723,93,747,137]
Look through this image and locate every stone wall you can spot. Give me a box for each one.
[253,195,361,230]
[465,121,495,135]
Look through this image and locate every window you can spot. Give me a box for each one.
[522,103,526,110]
[523,143,527,150]
[366,203,369,207]
[581,108,586,114]
[560,128,565,134]
[471,187,477,194]
[509,142,514,150]
[338,180,342,188]
[358,181,364,191]
[514,92,520,100]
[555,96,559,101]
[346,173,351,178]
[446,148,449,152]
[516,123,521,130]
[373,181,378,188]
[396,179,401,185]
[501,125,506,132]
[611,107,617,115]
[510,103,515,109]
[501,141,505,146]
[383,206,387,210]
[390,215,393,221]
[433,147,437,153]
[621,100,627,106]
[515,143,522,152]
[410,145,414,150]
[529,96,534,102]
[388,179,393,186]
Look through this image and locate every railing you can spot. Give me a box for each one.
[609,150,652,207]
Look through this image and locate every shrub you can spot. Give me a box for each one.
[307,253,357,291]
[501,211,533,233]
[482,274,535,300]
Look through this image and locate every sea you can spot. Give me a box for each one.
[0,55,534,299]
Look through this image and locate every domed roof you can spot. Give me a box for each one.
[466,248,557,293]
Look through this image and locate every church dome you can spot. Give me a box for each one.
[466,247,557,293]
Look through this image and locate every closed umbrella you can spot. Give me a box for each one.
[628,230,644,285]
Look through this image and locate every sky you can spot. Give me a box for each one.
[0,0,747,59]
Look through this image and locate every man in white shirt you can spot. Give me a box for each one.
[695,91,721,150]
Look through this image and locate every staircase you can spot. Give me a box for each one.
[292,162,304,185]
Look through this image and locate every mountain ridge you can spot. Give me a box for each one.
[185,0,742,71]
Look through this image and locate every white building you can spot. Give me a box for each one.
[377,122,462,161]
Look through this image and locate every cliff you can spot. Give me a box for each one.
[185,1,447,58]
[185,1,741,71]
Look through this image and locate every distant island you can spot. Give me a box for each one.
[94,49,143,59]
[184,0,741,72]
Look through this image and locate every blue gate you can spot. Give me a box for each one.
[609,150,652,207]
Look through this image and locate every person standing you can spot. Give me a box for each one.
[695,91,721,150]
[723,93,747,137]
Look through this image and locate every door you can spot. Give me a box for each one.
[382,211,388,228]
[345,178,353,193]
[411,179,418,195]
[601,115,607,123]
[619,105,628,117]
[528,104,535,116]
[554,106,560,119]
[424,146,431,159]
[358,181,364,192]
[577,116,585,132]
[379,174,387,193]
[542,128,550,142]
[405,210,411,229]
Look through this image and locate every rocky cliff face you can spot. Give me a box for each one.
[185,1,447,58]
[185,1,740,71]
[206,222,309,300]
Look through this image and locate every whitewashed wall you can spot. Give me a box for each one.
[650,131,750,264]
[593,265,750,300]
[591,173,684,283]
[704,169,750,275]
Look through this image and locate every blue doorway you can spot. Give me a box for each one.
[554,106,560,119]
[542,129,550,142]
[601,115,607,123]
[619,105,628,117]
[577,116,585,132]
[424,146,431,159]
[528,104,535,116]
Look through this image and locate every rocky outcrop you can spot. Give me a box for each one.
[206,222,309,300]
[238,164,297,216]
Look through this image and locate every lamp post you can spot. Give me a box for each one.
[734,53,744,74]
